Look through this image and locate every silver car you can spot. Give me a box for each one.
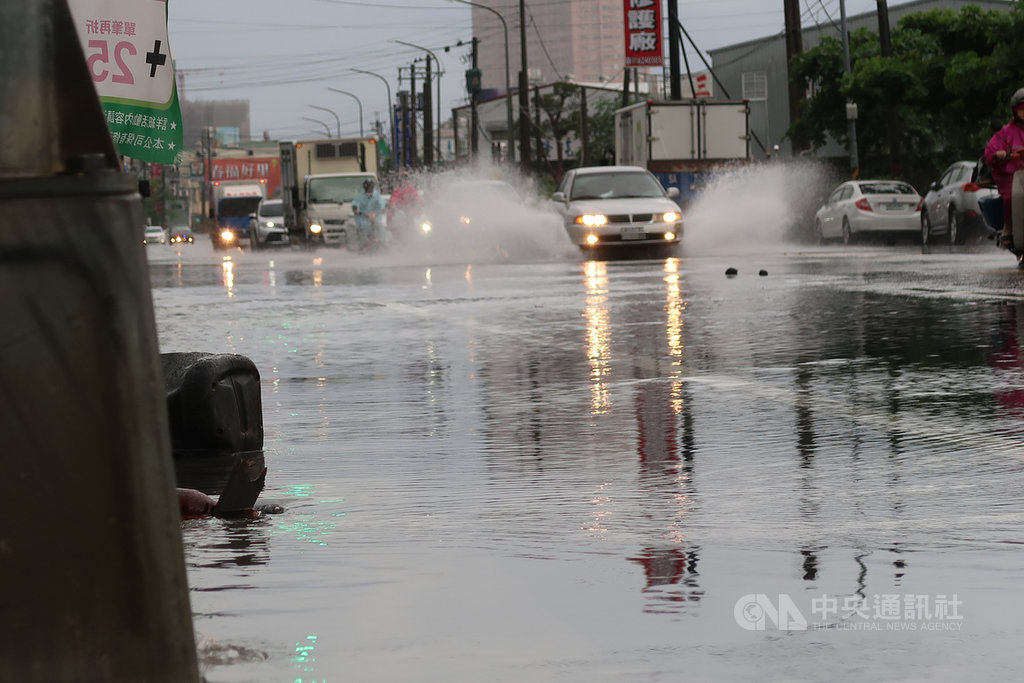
[814,180,922,245]
[921,160,999,245]
[249,198,289,249]
[551,166,682,251]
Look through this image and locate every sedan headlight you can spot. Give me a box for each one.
[661,211,680,223]
[575,214,608,227]
[309,223,323,234]
[220,230,236,242]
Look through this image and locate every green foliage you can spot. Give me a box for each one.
[787,4,1024,189]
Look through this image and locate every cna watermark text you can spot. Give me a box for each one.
[735,593,964,632]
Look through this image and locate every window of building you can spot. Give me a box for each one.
[742,72,767,101]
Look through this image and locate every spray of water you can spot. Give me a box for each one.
[680,161,836,256]
[365,161,576,266]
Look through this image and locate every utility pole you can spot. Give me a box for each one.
[668,0,681,100]
[783,0,804,153]
[409,63,418,166]
[471,37,479,156]
[518,0,531,172]
[840,0,860,174]
[422,57,434,166]
[878,0,898,175]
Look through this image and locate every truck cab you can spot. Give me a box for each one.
[307,172,380,246]
[211,180,266,250]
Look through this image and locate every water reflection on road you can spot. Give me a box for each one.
[148,242,1024,681]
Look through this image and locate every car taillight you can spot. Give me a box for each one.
[962,182,981,193]
[916,198,923,212]
[855,198,872,211]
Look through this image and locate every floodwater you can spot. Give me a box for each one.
[149,176,1024,681]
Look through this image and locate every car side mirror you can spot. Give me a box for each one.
[248,212,257,219]
[551,191,566,202]
[666,187,680,199]
[931,181,941,191]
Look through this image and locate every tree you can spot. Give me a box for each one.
[533,82,581,183]
[787,4,1024,189]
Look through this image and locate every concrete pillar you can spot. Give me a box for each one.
[0,0,200,679]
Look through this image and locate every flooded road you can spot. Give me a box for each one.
[148,238,1024,681]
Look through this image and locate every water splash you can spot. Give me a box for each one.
[681,161,836,256]
[379,161,576,266]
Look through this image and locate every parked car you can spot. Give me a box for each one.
[550,166,682,251]
[921,160,999,245]
[814,179,922,244]
[169,227,195,244]
[248,198,289,249]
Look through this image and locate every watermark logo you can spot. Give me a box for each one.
[735,594,808,631]
[734,593,964,632]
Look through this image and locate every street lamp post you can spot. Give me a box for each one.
[307,105,340,137]
[327,87,364,137]
[350,68,395,161]
[451,0,513,163]
[301,116,332,138]
[395,39,443,164]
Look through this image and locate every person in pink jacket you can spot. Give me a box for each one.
[985,88,1024,250]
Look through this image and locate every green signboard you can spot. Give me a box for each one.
[70,0,184,164]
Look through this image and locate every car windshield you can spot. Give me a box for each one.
[260,201,284,217]
[570,172,665,200]
[859,182,916,195]
[308,176,373,204]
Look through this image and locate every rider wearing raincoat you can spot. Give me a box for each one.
[984,88,1024,252]
[351,178,387,250]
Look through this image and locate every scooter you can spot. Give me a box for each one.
[976,153,1024,268]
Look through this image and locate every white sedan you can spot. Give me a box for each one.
[814,179,922,244]
[550,166,682,251]
[143,225,167,245]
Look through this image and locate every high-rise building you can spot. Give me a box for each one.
[471,0,625,93]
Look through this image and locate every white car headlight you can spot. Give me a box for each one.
[309,223,323,234]
[220,230,236,242]
[420,221,433,234]
[575,214,608,227]
[662,211,680,223]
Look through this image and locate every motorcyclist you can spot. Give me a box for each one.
[386,171,423,240]
[351,178,387,251]
[984,88,1024,252]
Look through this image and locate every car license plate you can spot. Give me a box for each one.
[620,227,645,240]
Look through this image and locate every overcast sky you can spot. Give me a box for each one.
[166,0,884,142]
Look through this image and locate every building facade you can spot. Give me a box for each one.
[471,0,626,94]
[708,0,1011,160]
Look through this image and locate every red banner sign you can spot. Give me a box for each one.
[208,157,282,199]
[624,0,663,67]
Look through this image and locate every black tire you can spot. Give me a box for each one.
[921,212,932,246]
[841,217,854,245]
[948,210,962,246]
